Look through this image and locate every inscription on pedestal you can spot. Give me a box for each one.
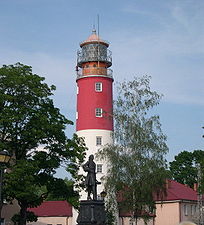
[77,200,106,225]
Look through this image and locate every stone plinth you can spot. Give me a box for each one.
[77,200,106,225]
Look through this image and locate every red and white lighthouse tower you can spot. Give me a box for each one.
[76,29,113,199]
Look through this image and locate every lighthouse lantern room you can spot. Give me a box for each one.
[76,29,113,199]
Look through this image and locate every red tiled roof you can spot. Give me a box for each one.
[28,201,72,217]
[156,180,197,201]
[118,180,197,217]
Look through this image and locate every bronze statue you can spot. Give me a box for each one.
[77,154,106,225]
[83,154,100,200]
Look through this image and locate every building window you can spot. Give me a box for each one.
[129,218,134,225]
[184,205,188,216]
[95,82,102,92]
[97,164,103,173]
[191,205,194,215]
[95,108,103,117]
[96,136,102,146]
[194,205,197,215]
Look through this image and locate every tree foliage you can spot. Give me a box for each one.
[12,211,38,224]
[98,76,168,223]
[0,63,86,225]
[45,178,80,209]
[169,150,204,189]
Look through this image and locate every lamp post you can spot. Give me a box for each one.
[100,191,107,201]
[0,150,11,225]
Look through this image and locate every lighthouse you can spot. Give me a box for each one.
[76,29,113,199]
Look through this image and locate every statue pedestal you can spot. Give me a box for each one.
[77,200,106,225]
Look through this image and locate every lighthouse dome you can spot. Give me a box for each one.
[80,29,109,47]
[77,29,112,68]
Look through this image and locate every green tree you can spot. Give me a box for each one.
[169,150,204,188]
[0,63,86,225]
[98,76,168,224]
[45,177,80,209]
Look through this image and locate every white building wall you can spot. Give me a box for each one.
[72,129,113,225]
[27,216,72,225]
[119,217,154,225]
[76,129,113,200]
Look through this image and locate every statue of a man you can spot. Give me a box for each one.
[83,154,98,200]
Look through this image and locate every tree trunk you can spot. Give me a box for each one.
[18,205,27,225]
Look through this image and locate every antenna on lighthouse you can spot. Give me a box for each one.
[97,14,100,37]
[92,18,96,33]
[97,14,100,68]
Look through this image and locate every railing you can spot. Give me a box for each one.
[76,67,113,79]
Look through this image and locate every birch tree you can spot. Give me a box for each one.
[98,76,168,224]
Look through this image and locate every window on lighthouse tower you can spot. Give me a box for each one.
[96,164,103,173]
[95,82,102,92]
[95,108,103,117]
[96,136,102,146]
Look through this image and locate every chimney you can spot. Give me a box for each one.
[166,179,169,189]
[193,183,198,191]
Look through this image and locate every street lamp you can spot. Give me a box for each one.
[100,191,107,201]
[0,150,11,164]
[0,150,11,225]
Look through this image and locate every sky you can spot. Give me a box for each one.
[0,0,203,176]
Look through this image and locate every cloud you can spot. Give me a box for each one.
[169,0,204,30]
[1,0,203,107]
[106,0,204,106]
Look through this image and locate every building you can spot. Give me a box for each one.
[154,180,198,225]
[27,201,72,225]
[72,28,114,225]
[118,180,198,225]
[75,28,114,199]
[2,200,20,225]
[119,211,155,225]
[25,180,198,225]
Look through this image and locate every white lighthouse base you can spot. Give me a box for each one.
[77,129,113,199]
[72,129,113,225]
